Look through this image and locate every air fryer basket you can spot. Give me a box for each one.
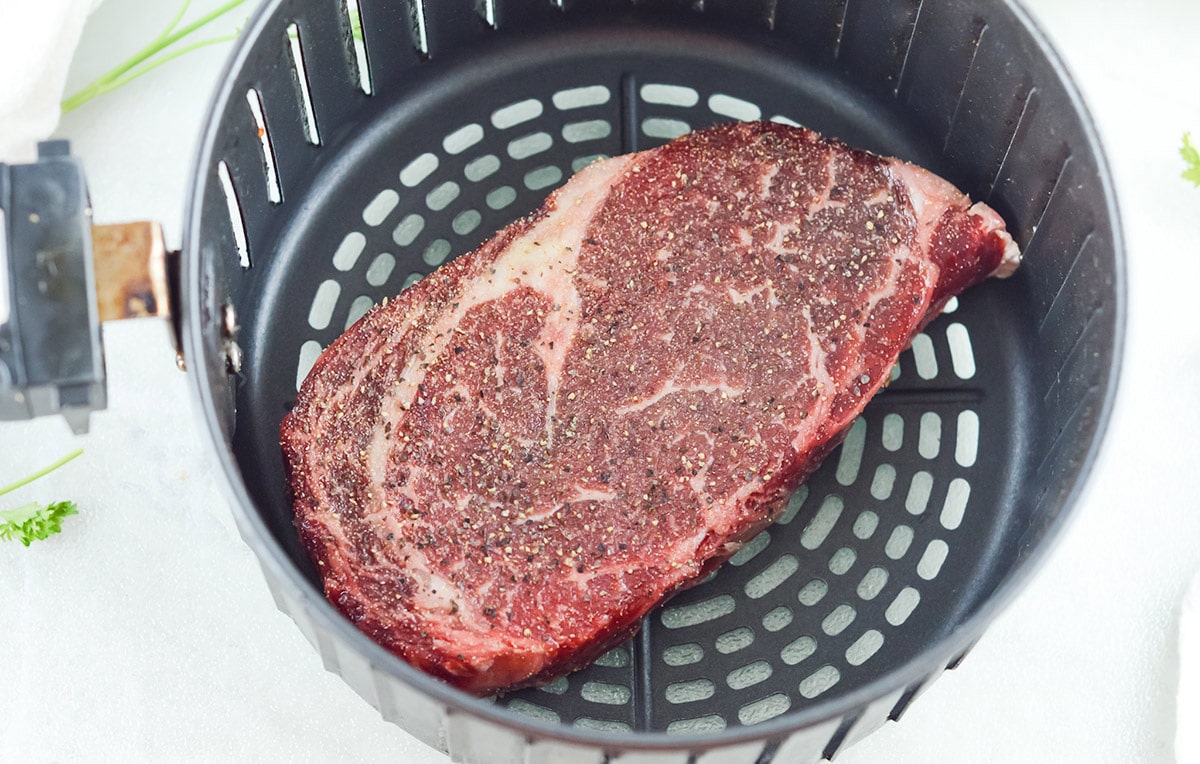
[182,0,1122,760]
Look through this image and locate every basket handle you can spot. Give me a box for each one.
[91,221,183,365]
[0,140,185,434]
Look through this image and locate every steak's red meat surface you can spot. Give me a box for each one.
[281,122,1019,695]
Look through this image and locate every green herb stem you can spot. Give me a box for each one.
[62,0,247,114]
[0,449,84,498]
[118,33,241,85]
[65,34,240,112]
[161,0,195,40]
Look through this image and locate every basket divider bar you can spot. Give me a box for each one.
[619,71,640,154]
[632,615,655,731]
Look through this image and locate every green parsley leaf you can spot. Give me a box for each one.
[1183,132,1200,188]
[0,501,79,547]
[0,449,84,546]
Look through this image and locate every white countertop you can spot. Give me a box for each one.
[2,0,1199,761]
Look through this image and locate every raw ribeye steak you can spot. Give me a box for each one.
[281,121,1019,695]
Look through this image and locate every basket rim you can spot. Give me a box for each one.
[181,0,1127,752]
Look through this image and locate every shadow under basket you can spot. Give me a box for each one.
[181,0,1123,761]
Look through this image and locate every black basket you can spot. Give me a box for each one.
[181,1,1123,760]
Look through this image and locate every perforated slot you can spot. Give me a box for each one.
[487,186,517,209]
[580,681,630,705]
[464,154,501,182]
[763,607,793,632]
[552,85,611,110]
[708,93,762,121]
[870,464,896,499]
[911,333,938,379]
[835,419,867,485]
[492,98,544,129]
[797,579,828,607]
[727,661,772,690]
[716,627,755,654]
[508,699,559,723]
[800,496,843,550]
[781,635,816,665]
[941,478,970,530]
[832,0,852,58]
[821,605,856,636]
[881,413,904,451]
[409,0,429,57]
[345,295,373,328]
[777,486,808,524]
[539,677,568,695]
[956,410,979,467]
[452,209,482,236]
[562,119,612,143]
[444,124,484,155]
[426,181,461,211]
[852,511,879,539]
[643,118,691,140]
[508,131,553,159]
[666,679,716,704]
[365,253,395,286]
[284,24,320,145]
[363,189,399,226]
[983,86,1040,201]
[307,279,341,330]
[828,547,856,575]
[856,567,888,600]
[595,647,629,668]
[668,715,726,734]
[946,322,976,378]
[423,239,451,267]
[245,88,281,204]
[918,412,941,458]
[400,153,438,186]
[478,0,496,28]
[641,83,700,107]
[845,630,884,666]
[344,0,372,94]
[729,531,771,566]
[332,232,366,271]
[885,587,921,626]
[745,555,799,599]
[663,643,704,667]
[917,540,949,580]
[572,154,606,172]
[905,471,933,515]
[525,165,563,190]
[884,526,914,560]
[576,718,630,732]
[738,694,791,724]
[296,340,321,390]
[392,214,424,247]
[661,595,736,628]
[798,666,840,699]
[216,161,250,269]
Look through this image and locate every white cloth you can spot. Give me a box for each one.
[0,0,101,162]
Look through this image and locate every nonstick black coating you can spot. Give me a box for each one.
[182,0,1122,755]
